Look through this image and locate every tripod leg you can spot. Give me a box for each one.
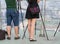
[54,22,60,37]
[20,3,25,32]
[20,12,25,31]
[17,1,25,37]
[20,7,26,38]
[43,21,49,40]
[22,24,28,39]
[20,6,26,38]
[22,21,37,39]
[40,13,49,40]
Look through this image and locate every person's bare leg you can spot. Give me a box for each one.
[6,26,11,37]
[14,26,19,37]
[28,19,32,38]
[30,19,36,39]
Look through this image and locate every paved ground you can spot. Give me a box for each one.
[0,30,60,44]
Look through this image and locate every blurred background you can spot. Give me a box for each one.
[0,0,60,30]
[0,0,60,44]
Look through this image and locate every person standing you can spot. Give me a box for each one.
[5,0,20,40]
[25,0,40,41]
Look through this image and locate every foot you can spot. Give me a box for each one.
[29,38,37,42]
[14,36,20,40]
[7,37,11,40]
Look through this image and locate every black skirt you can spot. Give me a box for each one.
[25,4,39,19]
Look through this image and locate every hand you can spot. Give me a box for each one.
[17,0,19,1]
[17,0,22,1]
[37,0,40,3]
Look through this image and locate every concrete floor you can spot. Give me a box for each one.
[0,30,60,44]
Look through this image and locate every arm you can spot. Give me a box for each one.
[37,0,40,3]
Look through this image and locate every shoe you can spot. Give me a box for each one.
[29,38,37,42]
[30,39,37,42]
[14,37,20,40]
[7,37,11,40]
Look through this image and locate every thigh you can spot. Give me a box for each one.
[31,19,36,25]
[28,19,32,25]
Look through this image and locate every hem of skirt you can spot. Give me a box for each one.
[25,17,39,19]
